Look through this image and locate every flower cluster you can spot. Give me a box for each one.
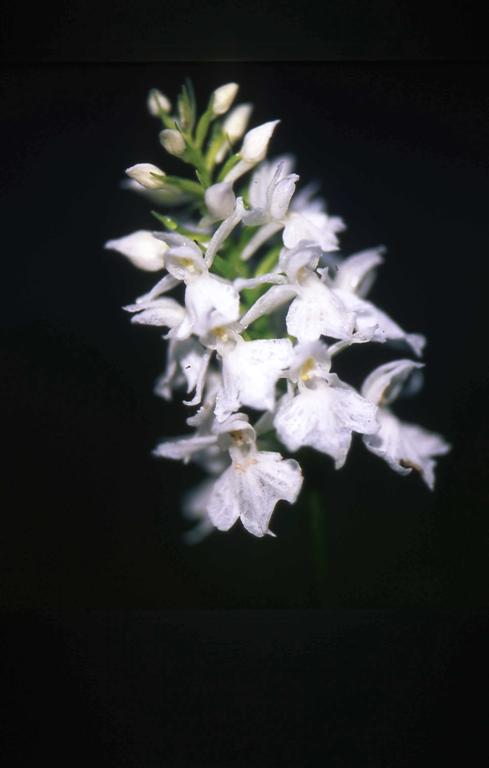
[106,81,449,541]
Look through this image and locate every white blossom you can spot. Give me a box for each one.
[361,360,450,488]
[213,334,294,421]
[144,232,241,336]
[241,244,355,342]
[241,157,344,261]
[153,412,303,537]
[274,341,379,468]
[331,249,426,356]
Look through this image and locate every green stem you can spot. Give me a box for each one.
[309,489,327,606]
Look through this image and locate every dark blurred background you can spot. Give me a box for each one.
[1,3,488,765]
[1,61,487,609]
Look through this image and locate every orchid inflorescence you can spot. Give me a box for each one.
[106,80,450,542]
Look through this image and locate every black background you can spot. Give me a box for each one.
[1,2,488,765]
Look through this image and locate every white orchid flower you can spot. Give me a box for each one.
[241,244,355,343]
[104,230,168,272]
[283,185,345,252]
[207,417,303,537]
[199,324,293,422]
[331,249,426,357]
[153,411,303,537]
[136,231,241,337]
[274,341,379,468]
[241,160,345,261]
[216,336,293,421]
[244,158,299,227]
[361,360,450,488]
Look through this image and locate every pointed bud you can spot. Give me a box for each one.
[223,103,253,142]
[105,231,168,272]
[240,120,280,164]
[205,182,236,220]
[159,129,186,157]
[125,163,166,190]
[147,89,172,116]
[211,83,239,116]
[215,104,253,163]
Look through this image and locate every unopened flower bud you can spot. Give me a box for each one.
[215,104,253,163]
[211,83,239,116]
[205,182,236,220]
[125,163,166,190]
[223,103,253,143]
[159,129,186,157]
[147,89,172,116]
[240,120,280,164]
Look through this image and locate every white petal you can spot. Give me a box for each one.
[283,211,340,251]
[236,452,303,537]
[275,381,378,468]
[154,338,208,400]
[270,175,299,220]
[281,244,321,282]
[185,274,240,336]
[136,274,180,304]
[240,284,296,330]
[240,120,280,164]
[204,182,236,220]
[333,247,385,297]
[152,434,218,462]
[124,297,186,328]
[361,359,425,406]
[248,162,274,210]
[211,82,239,116]
[335,290,426,356]
[286,280,354,342]
[363,410,450,489]
[215,338,293,420]
[207,451,302,537]
[183,350,212,407]
[221,103,253,143]
[206,469,241,531]
[105,231,167,272]
[165,245,207,280]
[287,340,331,382]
